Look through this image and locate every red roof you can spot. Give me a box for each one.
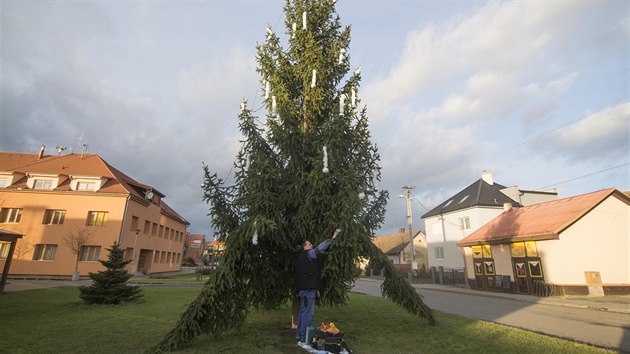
[373,229,422,255]
[457,188,628,247]
[0,151,187,225]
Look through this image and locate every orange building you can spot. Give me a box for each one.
[0,150,189,278]
[183,233,206,265]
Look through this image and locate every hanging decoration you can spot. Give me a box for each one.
[351,88,356,107]
[339,94,346,115]
[240,100,245,113]
[355,66,361,75]
[266,26,273,40]
[265,80,270,99]
[358,192,365,199]
[338,48,345,64]
[252,221,258,245]
[292,23,297,38]
[322,146,329,174]
[271,96,277,116]
[311,69,317,88]
[302,12,307,30]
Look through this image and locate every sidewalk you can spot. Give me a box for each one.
[2,277,628,315]
[411,282,630,315]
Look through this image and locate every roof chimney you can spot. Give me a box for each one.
[481,170,494,185]
[503,202,513,211]
[37,145,46,160]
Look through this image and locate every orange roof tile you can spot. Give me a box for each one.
[0,151,188,225]
[373,229,422,255]
[457,188,628,247]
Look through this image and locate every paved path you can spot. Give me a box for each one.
[353,279,630,353]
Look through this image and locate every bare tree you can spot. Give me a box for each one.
[12,239,32,259]
[63,228,97,274]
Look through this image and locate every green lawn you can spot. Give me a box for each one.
[0,287,613,354]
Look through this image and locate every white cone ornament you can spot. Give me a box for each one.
[240,100,245,113]
[358,192,365,199]
[265,80,270,99]
[338,48,345,64]
[303,12,307,30]
[266,26,273,40]
[271,96,277,116]
[292,22,297,38]
[252,221,258,245]
[339,94,346,115]
[351,88,356,107]
[311,69,317,88]
[355,66,361,75]
[322,146,329,174]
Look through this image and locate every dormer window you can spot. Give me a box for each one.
[34,179,53,189]
[77,182,97,191]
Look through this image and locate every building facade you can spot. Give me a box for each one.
[0,150,189,277]
[372,228,428,272]
[422,171,557,270]
[457,189,629,295]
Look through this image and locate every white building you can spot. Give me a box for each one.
[422,172,557,270]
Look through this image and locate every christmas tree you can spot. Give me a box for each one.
[79,242,142,304]
[156,0,434,350]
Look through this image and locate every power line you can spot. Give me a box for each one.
[535,162,629,190]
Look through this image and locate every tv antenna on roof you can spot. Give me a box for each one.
[73,132,84,154]
[56,146,67,155]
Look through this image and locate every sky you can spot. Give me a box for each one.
[1,0,628,238]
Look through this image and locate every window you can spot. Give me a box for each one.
[86,211,108,226]
[34,179,53,189]
[458,195,470,204]
[435,247,444,260]
[131,216,139,231]
[0,242,10,259]
[0,178,8,187]
[459,217,470,230]
[43,209,66,225]
[154,251,160,263]
[76,181,96,191]
[33,244,57,261]
[159,225,164,238]
[144,220,151,234]
[151,223,157,236]
[0,208,22,223]
[79,246,101,261]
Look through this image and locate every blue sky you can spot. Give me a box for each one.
[1,1,628,237]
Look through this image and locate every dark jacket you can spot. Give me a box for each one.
[295,249,322,291]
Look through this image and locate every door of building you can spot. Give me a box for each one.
[512,257,545,294]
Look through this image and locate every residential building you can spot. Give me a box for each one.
[0,150,189,277]
[457,188,629,295]
[422,171,557,270]
[372,228,428,272]
[184,233,206,265]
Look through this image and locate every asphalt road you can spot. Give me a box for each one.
[352,279,630,353]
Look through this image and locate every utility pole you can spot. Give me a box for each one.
[402,185,417,270]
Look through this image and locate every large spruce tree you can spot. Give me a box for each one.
[157,0,434,350]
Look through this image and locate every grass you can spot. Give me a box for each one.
[0,287,614,354]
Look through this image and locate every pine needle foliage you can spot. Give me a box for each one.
[156,0,434,351]
[78,242,142,304]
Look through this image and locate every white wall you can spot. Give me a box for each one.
[425,207,504,269]
[539,196,629,284]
